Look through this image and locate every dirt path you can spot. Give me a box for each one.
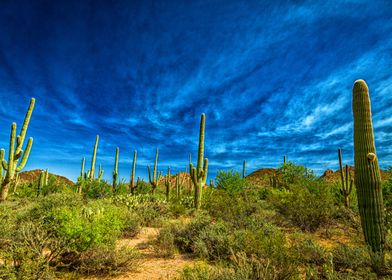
[88,227,194,280]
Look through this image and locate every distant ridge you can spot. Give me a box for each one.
[18,169,75,186]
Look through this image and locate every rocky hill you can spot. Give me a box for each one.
[18,169,75,186]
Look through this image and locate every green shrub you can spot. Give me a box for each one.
[1,221,62,280]
[82,180,113,198]
[268,181,335,231]
[204,188,267,229]
[332,243,369,271]
[112,194,169,226]
[174,212,212,253]
[194,221,233,260]
[77,246,141,275]
[278,161,316,187]
[154,222,180,258]
[215,170,246,194]
[292,236,327,265]
[178,252,296,280]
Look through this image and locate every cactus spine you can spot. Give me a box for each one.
[148,148,160,193]
[113,147,119,189]
[242,160,246,178]
[190,113,208,210]
[0,98,35,201]
[164,167,171,202]
[352,80,385,271]
[338,148,353,207]
[88,135,99,181]
[130,150,137,194]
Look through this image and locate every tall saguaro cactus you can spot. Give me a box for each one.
[164,167,171,202]
[352,79,385,271]
[130,150,137,194]
[338,148,353,207]
[0,150,4,185]
[78,157,86,194]
[242,160,246,178]
[148,148,160,193]
[88,135,99,181]
[0,98,35,201]
[190,113,208,210]
[113,147,119,189]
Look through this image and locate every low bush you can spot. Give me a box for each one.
[332,243,369,271]
[268,181,335,231]
[215,170,246,194]
[77,246,141,275]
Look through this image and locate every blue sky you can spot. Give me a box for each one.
[0,0,392,182]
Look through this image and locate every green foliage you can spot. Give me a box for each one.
[332,243,370,271]
[215,170,246,194]
[268,181,335,231]
[77,246,141,275]
[278,161,316,187]
[111,194,169,226]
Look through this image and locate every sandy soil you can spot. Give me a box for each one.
[84,227,194,280]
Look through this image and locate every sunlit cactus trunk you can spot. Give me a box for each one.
[130,150,137,194]
[190,113,208,210]
[148,148,160,193]
[78,157,86,194]
[113,147,119,189]
[0,98,35,202]
[88,135,99,181]
[164,167,171,202]
[352,79,385,272]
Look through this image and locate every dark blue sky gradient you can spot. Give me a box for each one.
[1,0,392,181]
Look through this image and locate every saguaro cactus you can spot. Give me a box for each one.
[0,150,4,185]
[283,155,287,165]
[175,173,182,199]
[130,150,137,194]
[0,98,35,201]
[78,157,86,194]
[242,160,246,178]
[164,167,171,202]
[338,148,353,207]
[352,79,385,271]
[88,135,99,181]
[113,147,119,189]
[190,113,208,210]
[148,148,160,193]
[37,169,49,197]
[98,164,104,182]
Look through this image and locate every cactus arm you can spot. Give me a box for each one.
[130,150,137,192]
[345,164,349,193]
[153,148,158,182]
[15,137,33,172]
[196,114,205,174]
[148,165,152,184]
[90,135,99,180]
[202,158,208,182]
[81,157,85,179]
[338,148,345,190]
[15,98,35,156]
